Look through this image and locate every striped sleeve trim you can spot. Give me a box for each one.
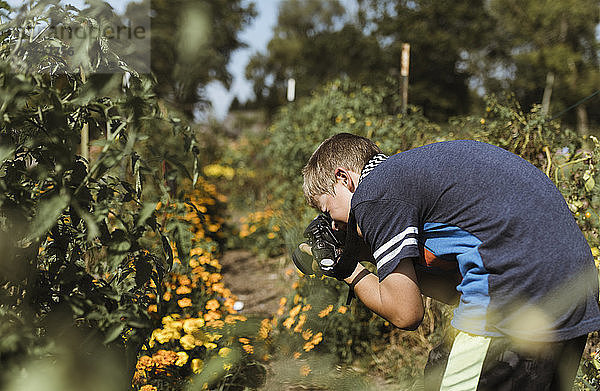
[376,238,419,270]
[373,226,418,259]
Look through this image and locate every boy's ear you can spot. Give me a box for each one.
[334,167,356,192]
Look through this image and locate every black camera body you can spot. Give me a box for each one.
[292,214,345,275]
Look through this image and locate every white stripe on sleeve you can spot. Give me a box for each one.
[373,226,418,259]
[376,238,419,270]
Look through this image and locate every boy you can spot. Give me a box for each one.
[301,133,600,390]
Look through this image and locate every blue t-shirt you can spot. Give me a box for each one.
[352,140,600,341]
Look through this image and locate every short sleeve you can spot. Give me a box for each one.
[353,199,420,281]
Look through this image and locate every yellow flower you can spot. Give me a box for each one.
[183,318,205,334]
[204,310,221,321]
[175,351,189,366]
[140,385,157,391]
[279,297,287,307]
[338,306,348,314]
[300,365,311,376]
[238,337,251,344]
[136,355,154,371]
[204,342,218,350]
[365,119,372,127]
[147,304,157,313]
[178,298,192,308]
[302,304,312,312]
[293,294,301,305]
[219,347,232,357]
[293,352,301,359]
[282,317,295,329]
[206,299,220,311]
[480,118,486,125]
[180,334,196,350]
[223,363,233,371]
[289,304,302,318]
[191,358,204,374]
[335,115,342,123]
[318,305,333,318]
[294,314,306,333]
[267,232,276,239]
[242,344,254,354]
[176,285,192,295]
[302,329,313,341]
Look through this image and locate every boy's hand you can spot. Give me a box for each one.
[298,242,357,280]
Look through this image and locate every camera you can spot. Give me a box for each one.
[292,213,346,276]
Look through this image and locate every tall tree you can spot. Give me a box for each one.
[127,0,256,119]
[484,0,600,131]
[245,0,384,115]
[359,0,495,120]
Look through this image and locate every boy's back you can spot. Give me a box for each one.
[352,140,600,341]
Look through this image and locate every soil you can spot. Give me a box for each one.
[219,249,296,318]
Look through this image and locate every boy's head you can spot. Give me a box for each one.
[302,133,382,218]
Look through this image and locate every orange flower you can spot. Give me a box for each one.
[302,329,313,341]
[176,285,192,295]
[238,337,251,344]
[147,304,157,313]
[338,306,348,314]
[204,310,221,322]
[242,344,254,354]
[178,298,192,308]
[282,317,295,329]
[140,385,157,391]
[293,314,306,333]
[205,299,220,311]
[300,365,311,376]
[318,305,333,318]
[136,355,154,371]
[289,304,302,318]
[293,352,302,359]
[163,291,172,301]
[206,319,225,328]
[302,304,312,312]
[191,358,204,374]
[152,350,178,368]
[279,297,287,307]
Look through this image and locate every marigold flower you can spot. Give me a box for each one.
[180,334,196,350]
[178,298,192,308]
[267,232,276,239]
[140,385,157,391]
[136,355,154,371]
[205,299,220,311]
[204,342,218,350]
[178,275,191,286]
[191,358,204,374]
[208,273,222,284]
[293,294,301,305]
[293,352,302,359]
[132,370,146,385]
[175,351,189,366]
[163,291,172,301]
[338,306,348,314]
[302,304,312,312]
[289,304,302,318]
[147,304,157,313]
[176,285,192,295]
[318,305,333,318]
[183,318,205,334]
[312,332,323,345]
[238,337,250,344]
[282,317,295,329]
[207,319,225,328]
[223,362,233,371]
[302,329,313,341]
[300,365,311,376]
[242,344,254,354]
[204,310,221,322]
[279,297,287,307]
[152,350,178,368]
[219,347,231,357]
[294,314,306,333]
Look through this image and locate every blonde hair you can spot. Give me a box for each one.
[302,133,382,209]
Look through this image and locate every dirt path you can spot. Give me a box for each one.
[219,249,296,318]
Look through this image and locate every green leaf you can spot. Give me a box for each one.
[161,234,174,271]
[136,202,157,228]
[585,177,596,192]
[27,194,70,241]
[104,323,125,344]
[135,258,152,287]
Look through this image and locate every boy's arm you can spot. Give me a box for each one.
[344,259,424,330]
